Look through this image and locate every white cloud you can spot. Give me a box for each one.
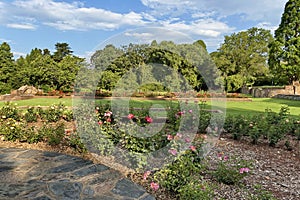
[4,0,147,31]
[124,32,154,40]
[101,27,193,49]
[256,22,278,34]
[202,0,285,23]
[161,18,234,38]
[141,0,193,8]
[141,0,286,24]
[139,0,286,51]
[12,51,26,58]
[0,0,288,53]
[7,23,36,30]
[0,38,12,43]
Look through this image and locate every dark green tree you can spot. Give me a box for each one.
[43,48,51,56]
[0,42,15,94]
[211,27,273,92]
[91,41,211,92]
[56,55,84,92]
[30,54,58,91]
[91,44,123,70]
[12,48,44,90]
[11,56,30,89]
[269,0,300,84]
[53,42,73,62]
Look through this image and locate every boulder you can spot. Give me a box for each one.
[17,85,39,96]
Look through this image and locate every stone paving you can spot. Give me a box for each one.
[0,147,155,200]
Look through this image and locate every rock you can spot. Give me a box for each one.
[17,85,39,96]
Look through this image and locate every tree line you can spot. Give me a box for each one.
[0,42,84,94]
[211,0,299,91]
[0,0,298,94]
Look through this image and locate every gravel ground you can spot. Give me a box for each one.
[208,136,300,200]
[133,135,300,200]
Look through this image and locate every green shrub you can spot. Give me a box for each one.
[268,126,283,147]
[40,103,66,122]
[24,107,38,122]
[67,132,87,153]
[154,151,206,193]
[249,184,278,200]
[0,103,20,121]
[178,180,214,200]
[62,109,73,121]
[20,127,43,144]
[41,123,65,145]
[0,118,23,141]
[224,115,249,140]
[212,155,252,185]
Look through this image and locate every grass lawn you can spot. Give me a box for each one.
[212,98,300,117]
[1,97,299,117]
[0,97,73,107]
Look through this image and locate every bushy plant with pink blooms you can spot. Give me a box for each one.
[212,153,252,185]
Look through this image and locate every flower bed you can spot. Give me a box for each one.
[0,102,299,199]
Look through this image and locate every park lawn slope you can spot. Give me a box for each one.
[1,97,299,117]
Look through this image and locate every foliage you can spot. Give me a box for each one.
[178,180,214,200]
[0,103,84,153]
[0,103,20,121]
[67,132,87,153]
[224,106,300,147]
[212,154,252,185]
[249,184,278,200]
[268,0,300,84]
[0,42,84,94]
[0,118,23,141]
[21,127,43,144]
[24,107,38,122]
[42,123,65,145]
[211,27,273,91]
[154,150,207,193]
[91,40,216,92]
[52,42,73,62]
[39,103,67,122]
[0,42,15,94]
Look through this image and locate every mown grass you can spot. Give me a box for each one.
[1,97,300,117]
[0,97,73,107]
[214,98,300,117]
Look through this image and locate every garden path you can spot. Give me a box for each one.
[0,147,155,200]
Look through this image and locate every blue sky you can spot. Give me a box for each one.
[0,0,287,59]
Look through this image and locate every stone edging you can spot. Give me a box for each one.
[273,94,300,101]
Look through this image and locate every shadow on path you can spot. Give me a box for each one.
[0,147,154,200]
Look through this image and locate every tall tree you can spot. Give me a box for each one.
[269,0,300,84]
[43,48,51,56]
[211,27,273,92]
[0,42,15,94]
[56,55,84,92]
[91,41,211,92]
[53,42,73,62]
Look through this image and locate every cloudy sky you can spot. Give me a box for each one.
[0,0,287,59]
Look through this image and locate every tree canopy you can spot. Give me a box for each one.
[269,0,300,84]
[0,42,84,94]
[53,42,73,62]
[91,40,216,92]
[0,42,15,93]
[211,27,273,92]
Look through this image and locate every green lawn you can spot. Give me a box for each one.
[1,97,300,117]
[0,97,73,107]
[215,98,300,117]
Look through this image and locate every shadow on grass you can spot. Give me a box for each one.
[213,105,300,118]
[262,98,300,107]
